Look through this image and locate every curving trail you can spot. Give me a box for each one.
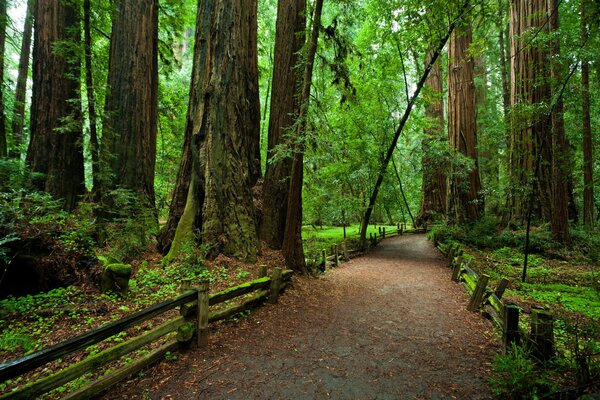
[105,234,499,400]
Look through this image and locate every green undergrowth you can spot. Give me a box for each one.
[431,219,600,397]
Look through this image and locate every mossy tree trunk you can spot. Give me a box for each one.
[418,50,447,222]
[447,19,483,222]
[168,0,261,262]
[260,0,307,250]
[0,0,6,159]
[102,0,158,208]
[26,0,84,210]
[581,0,594,229]
[10,0,33,158]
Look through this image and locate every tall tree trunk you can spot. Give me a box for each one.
[507,0,553,225]
[26,0,84,210]
[84,0,100,198]
[418,50,447,222]
[0,0,7,159]
[548,0,570,243]
[498,0,510,116]
[581,0,594,228]
[359,0,471,246]
[102,0,158,207]
[168,0,261,262]
[10,0,33,157]
[448,19,483,222]
[282,0,324,273]
[260,0,306,249]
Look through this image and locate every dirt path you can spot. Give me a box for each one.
[105,234,499,400]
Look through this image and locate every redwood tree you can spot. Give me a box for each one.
[0,0,6,158]
[581,0,594,228]
[102,0,158,207]
[26,0,84,210]
[168,0,261,262]
[10,0,33,156]
[418,50,447,222]
[260,0,306,250]
[507,0,553,225]
[447,19,483,222]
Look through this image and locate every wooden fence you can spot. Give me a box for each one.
[435,238,555,360]
[0,268,293,399]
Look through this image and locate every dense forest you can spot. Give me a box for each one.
[0,0,598,397]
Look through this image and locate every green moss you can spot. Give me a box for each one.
[105,263,132,276]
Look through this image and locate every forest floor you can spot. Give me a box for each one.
[104,234,500,400]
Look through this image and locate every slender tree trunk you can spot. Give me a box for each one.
[507,0,553,225]
[360,0,471,246]
[10,0,33,157]
[102,0,158,207]
[260,0,306,250]
[548,0,570,243]
[27,0,84,210]
[0,0,7,159]
[498,0,510,116]
[448,19,483,222]
[282,0,324,273]
[581,0,594,228]
[418,50,447,222]
[83,0,100,198]
[168,0,261,262]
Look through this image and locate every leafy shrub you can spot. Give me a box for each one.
[489,343,556,399]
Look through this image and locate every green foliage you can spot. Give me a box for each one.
[489,344,557,400]
[508,283,600,319]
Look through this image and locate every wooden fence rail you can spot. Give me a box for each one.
[0,268,293,399]
[436,240,554,359]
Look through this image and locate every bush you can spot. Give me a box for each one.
[489,344,556,399]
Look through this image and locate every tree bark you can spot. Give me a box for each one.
[498,0,510,116]
[282,0,324,273]
[418,50,447,222]
[102,0,158,207]
[0,0,6,159]
[359,0,471,247]
[168,0,261,262]
[26,0,84,210]
[10,0,33,157]
[548,0,570,243]
[507,0,553,224]
[447,19,483,222]
[581,0,594,228]
[260,0,306,249]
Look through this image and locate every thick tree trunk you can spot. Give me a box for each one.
[581,0,594,228]
[169,0,261,262]
[0,0,6,159]
[10,0,33,157]
[447,20,483,222]
[84,0,100,198]
[26,0,84,210]
[507,0,553,224]
[282,0,324,273]
[418,50,447,222]
[260,0,306,249]
[548,0,570,243]
[359,0,471,246]
[102,0,158,207]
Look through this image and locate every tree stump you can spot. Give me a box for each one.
[100,264,132,296]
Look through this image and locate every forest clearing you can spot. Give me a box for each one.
[0,0,598,398]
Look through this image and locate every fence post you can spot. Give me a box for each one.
[531,309,554,361]
[468,274,490,311]
[423,223,428,233]
[342,241,348,260]
[321,249,326,269]
[269,267,283,304]
[400,224,404,235]
[494,278,509,299]
[382,227,386,238]
[333,244,339,267]
[378,226,382,235]
[258,265,268,278]
[451,257,462,282]
[343,224,346,239]
[503,305,520,353]
[197,279,209,348]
